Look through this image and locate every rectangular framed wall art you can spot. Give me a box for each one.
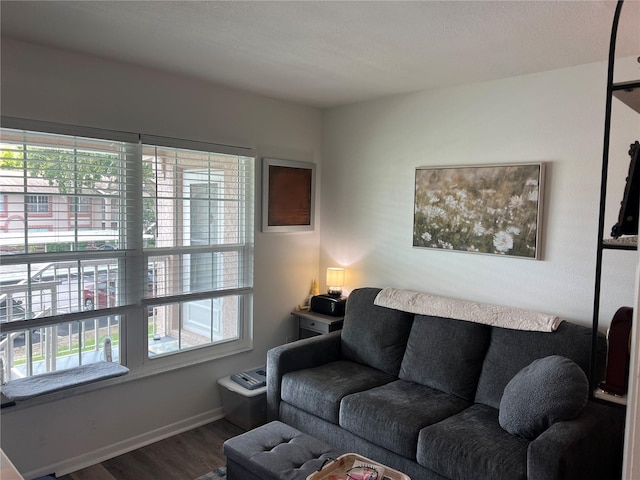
[262,157,316,232]
[413,163,544,259]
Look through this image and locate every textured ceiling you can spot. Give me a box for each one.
[1,1,639,108]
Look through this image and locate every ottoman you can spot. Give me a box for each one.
[224,421,343,480]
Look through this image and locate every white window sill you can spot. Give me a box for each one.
[0,340,254,410]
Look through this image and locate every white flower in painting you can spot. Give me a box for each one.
[468,245,479,252]
[509,195,524,209]
[426,206,447,218]
[429,193,439,204]
[526,178,538,186]
[444,195,458,208]
[527,189,538,201]
[421,232,432,242]
[473,221,486,236]
[493,231,514,253]
[506,226,521,236]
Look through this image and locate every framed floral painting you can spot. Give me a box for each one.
[413,163,544,259]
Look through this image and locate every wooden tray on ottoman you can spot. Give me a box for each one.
[307,453,410,480]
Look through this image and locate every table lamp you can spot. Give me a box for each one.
[310,267,347,316]
[326,267,345,297]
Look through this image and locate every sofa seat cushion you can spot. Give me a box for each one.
[341,287,415,376]
[340,379,470,459]
[417,403,529,480]
[281,360,395,424]
[399,314,491,401]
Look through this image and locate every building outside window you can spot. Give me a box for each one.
[0,121,255,382]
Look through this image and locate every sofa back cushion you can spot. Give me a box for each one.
[341,287,414,376]
[475,321,605,409]
[399,315,491,401]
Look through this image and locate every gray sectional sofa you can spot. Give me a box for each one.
[267,287,626,480]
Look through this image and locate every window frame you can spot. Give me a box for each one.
[25,194,51,215]
[0,116,256,384]
[69,195,92,215]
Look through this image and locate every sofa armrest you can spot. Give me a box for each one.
[527,401,625,480]
[266,331,342,421]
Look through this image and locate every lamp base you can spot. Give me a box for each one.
[311,294,346,316]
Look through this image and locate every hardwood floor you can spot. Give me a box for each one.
[57,419,244,480]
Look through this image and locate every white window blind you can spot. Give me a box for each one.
[0,120,255,382]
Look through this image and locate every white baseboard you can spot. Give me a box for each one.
[23,407,225,479]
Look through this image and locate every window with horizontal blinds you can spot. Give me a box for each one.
[0,120,255,382]
[0,127,131,379]
[141,142,254,356]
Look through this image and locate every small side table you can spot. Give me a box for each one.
[292,309,344,339]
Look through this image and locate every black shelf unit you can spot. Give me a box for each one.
[590,0,639,402]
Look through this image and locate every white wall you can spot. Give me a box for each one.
[0,38,322,477]
[321,58,640,328]
[322,61,640,478]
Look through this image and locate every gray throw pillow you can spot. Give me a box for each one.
[498,355,588,440]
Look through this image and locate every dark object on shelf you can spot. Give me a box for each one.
[599,306,633,396]
[231,366,267,390]
[611,141,640,238]
[311,294,346,316]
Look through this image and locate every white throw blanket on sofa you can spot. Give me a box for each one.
[374,288,562,332]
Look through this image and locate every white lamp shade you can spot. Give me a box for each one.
[326,267,345,287]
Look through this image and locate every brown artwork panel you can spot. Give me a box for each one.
[268,165,312,226]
